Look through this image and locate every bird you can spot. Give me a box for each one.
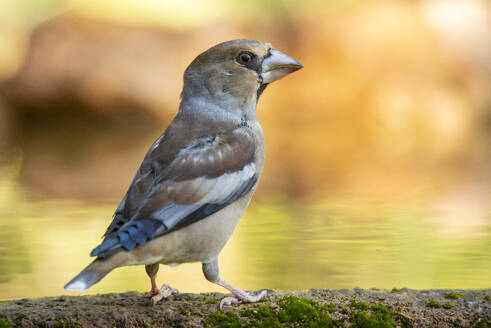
[64,39,303,309]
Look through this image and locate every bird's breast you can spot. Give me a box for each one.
[126,191,256,265]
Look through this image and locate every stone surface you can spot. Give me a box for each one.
[0,289,489,327]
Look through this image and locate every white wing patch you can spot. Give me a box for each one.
[199,163,256,203]
[149,163,256,231]
[167,162,256,204]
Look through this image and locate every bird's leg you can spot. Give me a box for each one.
[145,264,178,305]
[202,259,267,310]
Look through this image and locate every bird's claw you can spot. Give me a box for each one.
[150,284,179,305]
[219,296,242,309]
[219,290,267,310]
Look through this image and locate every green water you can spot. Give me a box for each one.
[1,183,490,301]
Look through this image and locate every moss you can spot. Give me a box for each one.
[242,306,280,328]
[15,314,26,320]
[426,299,454,309]
[348,303,413,328]
[350,304,396,328]
[205,296,334,328]
[204,311,243,328]
[351,300,369,311]
[473,321,489,328]
[444,292,464,299]
[426,299,442,308]
[484,295,490,302]
[0,315,10,328]
[277,296,334,327]
[390,288,400,293]
[351,312,392,328]
[205,296,411,328]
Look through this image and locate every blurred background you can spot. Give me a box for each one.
[0,0,490,300]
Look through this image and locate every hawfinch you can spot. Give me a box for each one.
[65,39,302,309]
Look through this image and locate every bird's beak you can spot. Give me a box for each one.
[261,49,303,84]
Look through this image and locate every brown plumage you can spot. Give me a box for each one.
[65,39,302,309]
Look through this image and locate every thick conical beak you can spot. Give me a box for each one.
[261,48,303,84]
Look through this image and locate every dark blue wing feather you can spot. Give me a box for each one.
[90,122,257,260]
[91,174,257,259]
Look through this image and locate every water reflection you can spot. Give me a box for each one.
[0,223,31,284]
[1,187,489,300]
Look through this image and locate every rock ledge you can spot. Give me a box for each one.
[0,288,490,327]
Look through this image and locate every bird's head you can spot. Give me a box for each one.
[181,39,303,115]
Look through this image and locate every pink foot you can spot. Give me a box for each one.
[219,290,267,310]
[150,284,179,305]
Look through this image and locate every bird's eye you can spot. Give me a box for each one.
[236,51,254,65]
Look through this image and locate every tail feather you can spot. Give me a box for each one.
[65,254,125,291]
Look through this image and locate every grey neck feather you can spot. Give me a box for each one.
[179,68,258,124]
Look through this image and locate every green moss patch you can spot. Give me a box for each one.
[349,303,409,328]
[205,312,242,328]
[351,300,369,311]
[327,303,337,313]
[0,313,9,328]
[204,296,412,328]
[444,292,464,299]
[205,296,334,328]
[426,299,455,309]
[473,320,490,328]
[426,299,441,308]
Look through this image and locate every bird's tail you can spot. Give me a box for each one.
[64,252,127,291]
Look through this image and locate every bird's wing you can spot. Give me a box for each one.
[90,117,257,258]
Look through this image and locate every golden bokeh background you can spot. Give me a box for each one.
[0,0,490,300]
